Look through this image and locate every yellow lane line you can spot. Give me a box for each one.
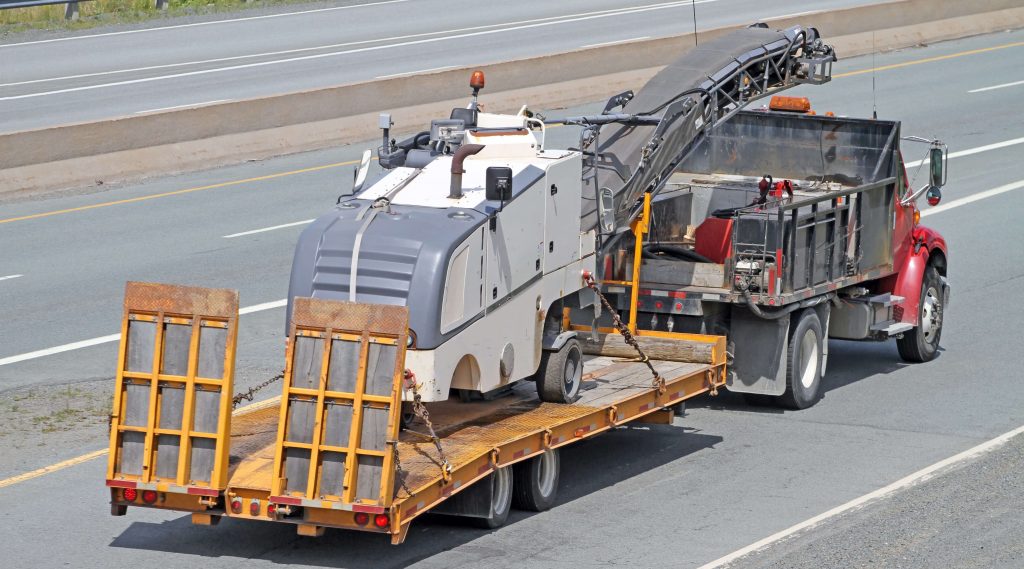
[0,394,281,491]
[833,40,1024,78]
[0,448,108,490]
[0,159,359,225]
[8,40,1022,227]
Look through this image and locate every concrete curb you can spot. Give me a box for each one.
[2,0,1023,195]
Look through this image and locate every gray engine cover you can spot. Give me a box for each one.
[286,199,487,350]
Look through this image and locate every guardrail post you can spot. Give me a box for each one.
[154,0,167,10]
[64,1,79,20]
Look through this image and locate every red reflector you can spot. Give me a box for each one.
[354,512,370,526]
[230,498,242,514]
[675,303,682,310]
[373,514,390,529]
[141,490,158,504]
[249,501,260,516]
[122,488,137,502]
[267,504,277,517]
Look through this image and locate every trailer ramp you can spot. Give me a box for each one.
[106,282,239,511]
[268,298,410,515]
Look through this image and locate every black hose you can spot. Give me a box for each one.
[644,244,713,264]
[742,290,833,320]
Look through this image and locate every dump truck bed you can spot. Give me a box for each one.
[221,355,722,543]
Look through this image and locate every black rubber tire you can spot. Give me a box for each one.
[779,309,824,410]
[537,339,583,403]
[473,466,513,529]
[512,449,560,512]
[897,266,944,363]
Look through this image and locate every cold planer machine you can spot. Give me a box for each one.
[285,23,836,403]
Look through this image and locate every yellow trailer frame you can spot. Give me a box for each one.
[107,195,728,543]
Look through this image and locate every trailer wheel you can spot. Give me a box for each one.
[537,338,582,403]
[897,266,943,363]
[780,309,824,409]
[474,466,513,529]
[512,449,560,511]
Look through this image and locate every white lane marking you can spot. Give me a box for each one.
[904,136,1024,168]
[0,0,714,101]
[0,298,287,367]
[697,422,1024,569]
[0,2,702,89]
[239,298,287,315]
[968,79,1024,93]
[134,99,230,114]
[922,179,1024,217]
[581,36,650,49]
[0,0,410,48]
[375,65,456,80]
[0,274,23,281]
[223,219,314,238]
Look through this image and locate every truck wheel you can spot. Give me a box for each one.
[897,266,943,363]
[512,449,560,512]
[537,339,582,403]
[779,309,824,409]
[474,466,513,529]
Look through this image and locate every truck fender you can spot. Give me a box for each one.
[543,331,578,352]
[891,225,947,324]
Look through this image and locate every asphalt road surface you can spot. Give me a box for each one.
[1,28,1024,568]
[0,0,878,132]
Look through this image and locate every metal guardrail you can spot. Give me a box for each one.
[0,0,168,20]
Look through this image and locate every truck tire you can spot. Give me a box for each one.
[897,266,943,363]
[474,466,513,529]
[779,309,824,409]
[537,338,582,403]
[512,449,560,512]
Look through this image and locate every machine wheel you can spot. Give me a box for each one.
[897,266,944,363]
[536,338,582,403]
[512,449,560,512]
[779,309,824,409]
[473,466,513,529]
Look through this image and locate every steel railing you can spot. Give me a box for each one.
[0,0,168,20]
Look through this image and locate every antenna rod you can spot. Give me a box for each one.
[872,31,878,120]
[691,0,698,46]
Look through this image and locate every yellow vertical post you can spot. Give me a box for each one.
[628,193,652,334]
[176,319,201,486]
[141,312,165,483]
[107,310,132,480]
[304,330,333,499]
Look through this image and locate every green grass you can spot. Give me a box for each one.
[0,0,319,34]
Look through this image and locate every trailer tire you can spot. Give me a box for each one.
[512,448,560,512]
[897,266,943,363]
[537,339,582,403]
[474,466,513,529]
[779,309,824,409]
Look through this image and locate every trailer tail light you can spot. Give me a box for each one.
[249,500,260,516]
[354,512,370,526]
[230,498,243,514]
[141,490,158,504]
[267,504,277,517]
[122,488,137,502]
[373,514,390,529]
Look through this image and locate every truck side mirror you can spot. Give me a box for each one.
[598,187,615,233]
[486,167,513,202]
[929,146,945,188]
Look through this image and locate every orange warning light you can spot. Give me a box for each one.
[769,96,812,113]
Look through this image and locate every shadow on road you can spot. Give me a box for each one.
[690,338,937,414]
[109,424,722,568]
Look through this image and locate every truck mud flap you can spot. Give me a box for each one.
[270,298,409,511]
[107,282,239,496]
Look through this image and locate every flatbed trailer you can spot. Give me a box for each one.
[106,282,726,544]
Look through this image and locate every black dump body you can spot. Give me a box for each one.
[622,109,904,306]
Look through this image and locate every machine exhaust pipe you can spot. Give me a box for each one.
[449,144,485,199]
